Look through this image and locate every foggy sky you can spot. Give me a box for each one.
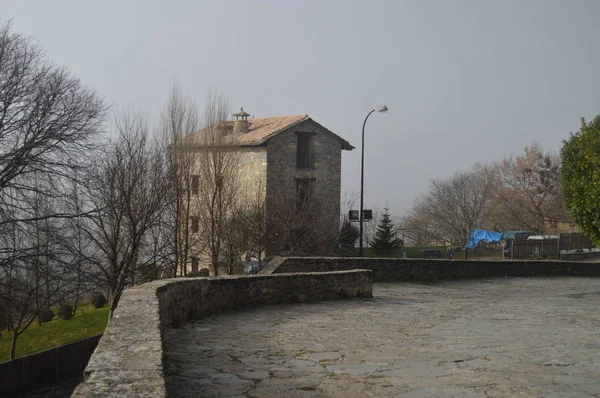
[4,0,600,218]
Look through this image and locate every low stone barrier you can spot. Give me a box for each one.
[72,270,373,397]
[261,257,600,281]
[561,250,600,262]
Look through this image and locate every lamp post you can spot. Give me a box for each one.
[359,105,388,257]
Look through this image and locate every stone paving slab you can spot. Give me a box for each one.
[164,278,600,397]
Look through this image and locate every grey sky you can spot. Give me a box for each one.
[4,0,600,217]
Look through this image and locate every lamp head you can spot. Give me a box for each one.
[377,105,388,113]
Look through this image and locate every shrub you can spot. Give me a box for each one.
[39,308,54,323]
[91,292,107,309]
[58,304,74,320]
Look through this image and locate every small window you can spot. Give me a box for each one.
[191,175,199,195]
[296,132,311,169]
[191,257,199,273]
[295,178,314,211]
[191,217,199,233]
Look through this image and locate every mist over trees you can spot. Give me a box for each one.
[0,21,107,358]
[3,16,591,363]
[1,19,334,352]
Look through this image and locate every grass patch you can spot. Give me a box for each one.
[0,304,109,362]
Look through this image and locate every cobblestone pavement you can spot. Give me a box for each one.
[164,278,600,398]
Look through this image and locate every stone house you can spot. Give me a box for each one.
[184,108,353,264]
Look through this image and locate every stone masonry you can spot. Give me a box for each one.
[235,146,267,205]
[73,258,600,397]
[164,278,600,397]
[184,114,353,261]
[266,119,346,255]
[262,256,600,281]
[72,270,372,397]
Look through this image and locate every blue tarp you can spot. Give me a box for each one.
[465,229,502,248]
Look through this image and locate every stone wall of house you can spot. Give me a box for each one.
[266,119,345,255]
[185,146,266,269]
[263,257,600,281]
[236,146,267,205]
[72,270,372,397]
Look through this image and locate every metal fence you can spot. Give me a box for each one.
[356,247,505,261]
[0,334,102,395]
[512,239,560,259]
[350,232,595,261]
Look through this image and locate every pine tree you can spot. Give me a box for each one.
[370,208,402,253]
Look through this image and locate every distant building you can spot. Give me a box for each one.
[183,109,353,265]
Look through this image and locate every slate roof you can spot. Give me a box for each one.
[183,114,354,150]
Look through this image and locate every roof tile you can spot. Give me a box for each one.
[183,114,353,150]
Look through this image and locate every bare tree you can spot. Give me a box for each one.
[267,176,340,257]
[493,143,567,233]
[0,21,105,357]
[187,91,238,276]
[0,190,78,359]
[160,82,199,277]
[237,179,268,269]
[406,164,496,246]
[83,111,168,316]
[398,208,442,247]
[0,22,105,225]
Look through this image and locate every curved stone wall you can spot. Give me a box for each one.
[72,270,373,397]
[262,257,600,281]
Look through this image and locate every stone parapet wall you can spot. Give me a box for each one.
[262,257,600,281]
[72,270,373,397]
[560,250,600,262]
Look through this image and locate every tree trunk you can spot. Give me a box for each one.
[10,330,19,360]
[211,252,219,276]
[109,282,125,319]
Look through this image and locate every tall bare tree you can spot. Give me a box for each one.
[493,143,567,233]
[220,179,268,273]
[160,82,199,277]
[83,112,167,316]
[0,21,105,357]
[0,22,105,224]
[188,91,239,276]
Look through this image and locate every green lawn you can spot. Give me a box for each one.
[0,304,109,362]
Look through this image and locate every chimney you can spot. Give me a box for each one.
[233,107,250,134]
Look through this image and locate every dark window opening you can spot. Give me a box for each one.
[296,132,311,169]
[191,257,199,273]
[191,217,199,233]
[191,175,199,195]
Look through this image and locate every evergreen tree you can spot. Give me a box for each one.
[370,208,402,253]
[561,115,600,244]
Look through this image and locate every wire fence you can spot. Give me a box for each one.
[353,246,504,261]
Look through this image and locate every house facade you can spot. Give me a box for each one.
[184,109,353,267]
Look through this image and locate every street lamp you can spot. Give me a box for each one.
[359,105,388,257]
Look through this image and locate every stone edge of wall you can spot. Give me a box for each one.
[263,257,600,281]
[72,270,373,397]
[560,250,600,262]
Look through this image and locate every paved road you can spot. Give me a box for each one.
[164,278,600,398]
